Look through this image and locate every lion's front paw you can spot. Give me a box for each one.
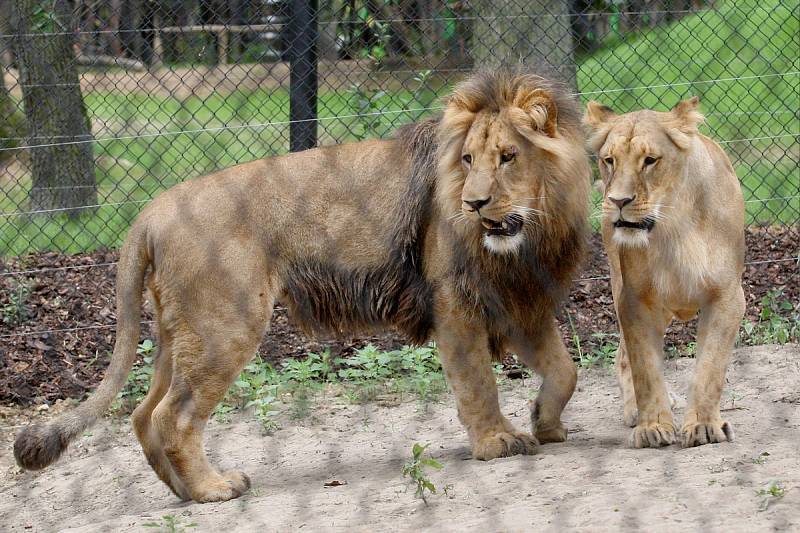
[473,431,538,460]
[629,422,676,448]
[681,420,734,448]
[191,470,251,503]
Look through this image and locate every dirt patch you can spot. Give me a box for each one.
[0,344,798,532]
[1,227,797,406]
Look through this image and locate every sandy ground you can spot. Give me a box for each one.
[1,344,798,532]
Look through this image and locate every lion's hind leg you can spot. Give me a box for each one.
[150,319,262,502]
[130,279,195,499]
[513,318,576,444]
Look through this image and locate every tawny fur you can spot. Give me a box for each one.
[585,97,745,449]
[15,68,590,503]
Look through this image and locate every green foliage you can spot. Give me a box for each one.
[741,289,799,345]
[580,332,619,368]
[143,514,197,533]
[402,442,443,504]
[1,281,30,325]
[756,480,785,511]
[30,1,65,33]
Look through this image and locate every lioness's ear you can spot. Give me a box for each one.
[513,89,558,137]
[670,96,704,132]
[666,96,704,149]
[584,101,616,127]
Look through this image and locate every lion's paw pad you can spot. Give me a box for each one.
[474,431,538,460]
[535,425,567,443]
[629,422,676,448]
[681,421,734,448]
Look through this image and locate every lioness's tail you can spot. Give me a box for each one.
[14,221,150,470]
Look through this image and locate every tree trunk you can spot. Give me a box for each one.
[471,0,577,91]
[11,0,96,216]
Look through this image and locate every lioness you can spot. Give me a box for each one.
[15,69,590,502]
[585,97,745,448]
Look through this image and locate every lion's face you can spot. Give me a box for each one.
[585,97,704,248]
[437,72,587,256]
[457,110,545,254]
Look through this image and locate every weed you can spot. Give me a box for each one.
[756,480,785,511]
[752,451,770,465]
[143,514,197,533]
[402,442,443,504]
[580,332,619,368]
[741,289,799,345]
[2,281,30,325]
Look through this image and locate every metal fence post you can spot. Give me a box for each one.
[288,0,318,152]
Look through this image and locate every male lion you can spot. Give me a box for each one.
[15,69,589,502]
[585,97,745,448]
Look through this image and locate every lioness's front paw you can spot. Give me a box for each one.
[629,422,676,448]
[191,470,251,503]
[473,431,538,460]
[681,420,734,448]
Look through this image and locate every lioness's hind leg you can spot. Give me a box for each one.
[615,335,638,427]
[681,285,744,447]
[513,319,576,443]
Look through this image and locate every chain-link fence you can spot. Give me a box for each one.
[0,0,797,256]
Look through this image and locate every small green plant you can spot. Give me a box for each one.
[402,442,443,504]
[2,281,30,325]
[752,451,770,465]
[143,514,197,533]
[756,480,785,511]
[741,289,799,345]
[580,332,619,368]
[347,86,387,140]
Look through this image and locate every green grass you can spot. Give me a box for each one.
[1,0,796,255]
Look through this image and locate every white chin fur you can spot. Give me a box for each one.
[612,228,650,248]
[483,232,525,254]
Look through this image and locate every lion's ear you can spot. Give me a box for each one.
[584,101,616,127]
[513,89,558,137]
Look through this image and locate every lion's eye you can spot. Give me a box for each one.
[500,152,515,164]
[644,156,659,166]
[603,156,614,166]
[462,154,472,165]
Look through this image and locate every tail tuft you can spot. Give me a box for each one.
[14,422,71,470]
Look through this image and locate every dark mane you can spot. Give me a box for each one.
[283,120,439,344]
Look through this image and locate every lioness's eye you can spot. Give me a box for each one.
[500,152,515,164]
[644,156,658,166]
[462,154,472,165]
[603,156,614,166]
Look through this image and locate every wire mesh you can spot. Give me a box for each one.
[0,0,797,259]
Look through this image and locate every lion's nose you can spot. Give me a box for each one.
[464,197,491,212]
[608,195,635,210]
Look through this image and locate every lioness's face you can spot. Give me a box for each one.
[585,98,703,248]
[458,110,543,254]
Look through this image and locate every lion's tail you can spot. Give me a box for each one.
[14,220,150,470]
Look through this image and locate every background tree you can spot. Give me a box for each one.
[11,0,96,215]
[470,0,578,90]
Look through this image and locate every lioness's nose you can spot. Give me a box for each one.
[464,197,491,212]
[608,195,635,210]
